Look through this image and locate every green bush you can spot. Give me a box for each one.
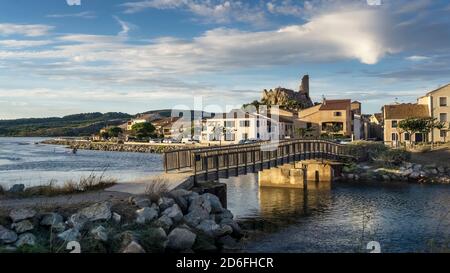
[375,149,411,166]
[349,141,388,162]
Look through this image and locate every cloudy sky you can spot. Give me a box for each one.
[0,0,449,119]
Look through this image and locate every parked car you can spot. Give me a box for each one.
[181,138,197,144]
[149,139,162,143]
[163,138,180,144]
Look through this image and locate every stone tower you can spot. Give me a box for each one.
[299,75,309,97]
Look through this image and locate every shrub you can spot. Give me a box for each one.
[349,141,388,162]
[145,177,169,202]
[375,149,411,166]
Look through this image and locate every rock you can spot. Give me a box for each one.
[9,208,37,222]
[413,164,422,171]
[382,175,390,181]
[167,189,192,212]
[67,214,88,230]
[8,184,25,193]
[354,174,360,181]
[133,197,151,208]
[214,209,234,223]
[11,220,34,233]
[410,172,420,179]
[220,218,242,238]
[437,166,446,173]
[57,228,81,242]
[122,241,146,253]
[196,219,229,238]
[405,162,413,169]
[167,228,196,251]
[184,207,211,228]
[155,215,173,232]
[139,227,167,253]
[112,212,122,223]
[202,193,223,213]
[135,207,158,224]
[78,202,112,222]
[162,204,183,223]
[15,233,36,247]
[0,225,18,244]
[90,226,108,242]
[402,168,413,176]
[116,231,137,250]
[193,234,218,253]
[347,174,355,180]
[430,169,438,175]
[189,195,212,214]
[158,197,176,211]
[40,213,64,226]
[217,235,240,250]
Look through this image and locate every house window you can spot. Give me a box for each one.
[306,122,312,129]
[440,113,447,122]
[392,133,398,141]
[441,130,447,138]
[334,112,342,117]
[440,97,447,107]
[242,133,248,140]
[392,120,398,128]
[239,120,250,127]
[224,121,235,127]
[256,120,260,127]
[404,133,410,141]
[225,133,235,141]
[257,133,260,139]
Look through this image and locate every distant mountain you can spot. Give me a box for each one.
[0,112,133,137]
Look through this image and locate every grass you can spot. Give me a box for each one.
[145,177,169,202]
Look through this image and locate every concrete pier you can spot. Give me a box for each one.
[258,160,342,189]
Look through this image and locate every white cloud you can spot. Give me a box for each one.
[66,0,81,6]
[47,11,96,19]
[266,1,303,16]
[0,23,54,37]
[113,17,134,37]
[0,40,53,49]
[405,55,430,61]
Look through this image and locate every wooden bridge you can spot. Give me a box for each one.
[164,139,361,184]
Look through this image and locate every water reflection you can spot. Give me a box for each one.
[222,174,450,253]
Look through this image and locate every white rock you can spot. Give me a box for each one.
[112,212,122,223]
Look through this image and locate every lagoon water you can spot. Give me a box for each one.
[1,137,449,252]
[223,174,450,253]
[0,137,163,188]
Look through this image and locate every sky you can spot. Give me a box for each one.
[0,0,449,119]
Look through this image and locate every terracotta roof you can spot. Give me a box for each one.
[383,104,429,120]
[319,99,351,111]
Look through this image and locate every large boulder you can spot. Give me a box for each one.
[135,207,158,224]
[9,184,25,193]
[15,233,36,248]
[161,204,183,223]
[122,241,146,253]
[189,195,212,214]
[167,228,196,251]
[90,226,108,242]
[195,219,229,238]
[155,215,173,232]
[202,193,223,213]
[158,197,176,211]
[220,218,242,238]
[132,197,151,208]
[57,228,81,242]
[167,189,194,212]
[139,227,167,253]
[11,220,34,234]
[0,225,18,244]
[214,209,234,223]
[9,208,37,222]
[68,202,112,229]
[40,213,64,226]
[184,207,211,228]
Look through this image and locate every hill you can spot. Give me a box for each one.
[0,112,132,137]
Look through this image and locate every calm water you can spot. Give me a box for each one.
[0,137,163,188]
[222,174,450,253]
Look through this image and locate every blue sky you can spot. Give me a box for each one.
[0,0,450,118]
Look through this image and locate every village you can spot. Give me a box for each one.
[93,75,449,149]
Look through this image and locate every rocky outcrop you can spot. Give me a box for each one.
[340,162,450,184]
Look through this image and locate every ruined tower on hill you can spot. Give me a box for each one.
[261,74,313,111]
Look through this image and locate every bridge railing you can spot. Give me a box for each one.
[164,139,361,172]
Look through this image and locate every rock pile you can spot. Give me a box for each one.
[0,191,242,253]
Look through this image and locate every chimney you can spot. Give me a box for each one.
[299,75,309,96]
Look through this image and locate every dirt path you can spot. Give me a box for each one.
[410,146,450,168]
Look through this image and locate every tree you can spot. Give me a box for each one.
[398,118,428,145]
[132,122,156,139]
[108,127,123,138]
[425,118,446,149]
[243,100,261,110]
[296,127,313,139]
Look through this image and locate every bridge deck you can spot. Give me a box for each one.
[164,139,360,184]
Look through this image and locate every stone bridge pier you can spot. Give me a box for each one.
[258,160,343,189]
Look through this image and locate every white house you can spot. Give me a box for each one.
[201,109,293,145]
[126,119,147,131]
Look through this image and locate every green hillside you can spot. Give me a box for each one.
[0,112,132,137]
